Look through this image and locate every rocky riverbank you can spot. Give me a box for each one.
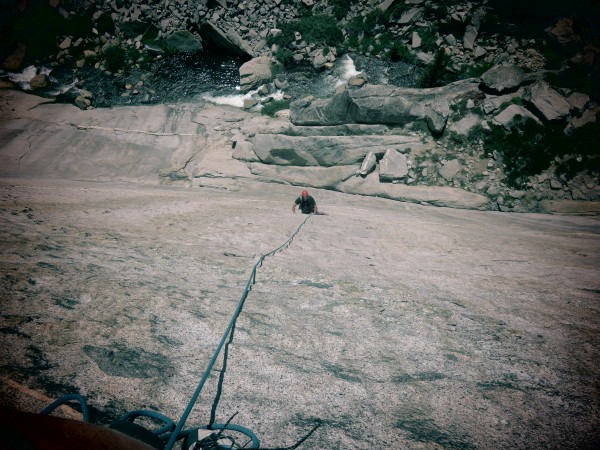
[1,0,599,213]
[1,88,598,214]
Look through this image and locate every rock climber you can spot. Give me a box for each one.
[292,190,318,214]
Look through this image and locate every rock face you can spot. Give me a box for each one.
[252,133,418,167]
[0,90,493,211]
[1,177,598,450]
[291,79,481,135]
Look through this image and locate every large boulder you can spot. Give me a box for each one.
[29,73,49,90]
[2,42,26,72]
[492,104,541,129]
[202,22,255,58]
[239,56,272,93]
[546,18,582,48]
[291,79,480,135]
[289,91,354,125]
[379,149,408,182]
[480,64,525,94]
[439,159,462,181]
[248,163,357,189]
[251,133,420,167]
[523,80,571,122]
[163,30,202,52]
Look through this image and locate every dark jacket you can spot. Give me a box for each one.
[295,195,316,214]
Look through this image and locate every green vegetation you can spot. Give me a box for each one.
[418,49,451,88]
[268,13,343,48]
[95,13,116,35]
[387,41,415,64]
[103,45,127,72]
[456,61,494,79]
[329,0,360,19]
[483,119,600,188]
[261,99,291,117]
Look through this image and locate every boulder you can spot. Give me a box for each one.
[239,56,272,93]
[59,37,72,50]
[409,97,450,135]
[291,79,480,136]
[481,64,525,94]
[2,42,27,72]
[449,113,481,135]
[439,159,462,181]
[250,133,421,167]
[163,30,202,52]
[482,88,524,114]
[201,22,255,58]
[29,74,49,90]
[379,149,408,182]
[378,0,397,12]
[492,104,541,129]
[358,152,377,176]
[473,46,487,59]
[566,92,589,113]
[523,80,570,122]
[290,91,354,126]
[398,7,423,25]
[463,25,478,50]
[312,50,328,70]
[546,18,582,48]
[248,163,357,189]
[338,171,489,209]
[571,44,600,67]
[412,32,422,49]
[565,106,599,134]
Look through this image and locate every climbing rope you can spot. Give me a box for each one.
[40,214,315,449]
[164,213,313,450]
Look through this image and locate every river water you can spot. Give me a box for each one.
[1,51,422,109]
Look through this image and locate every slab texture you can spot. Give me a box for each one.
[0,177,599,449]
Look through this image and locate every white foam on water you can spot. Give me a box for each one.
[2,65,49,90]
[334,54,360,87]
[201,84,284,109]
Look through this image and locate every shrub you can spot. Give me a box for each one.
[486,117,600,186]
[274,47,294,66]
[382,3,410,23]
[329,0,359,19]
[387,41,415,63]
[268,13,343,65]
[103,45,126,72]
[455,61,494,80]
[481,119,588,188]
[418,49,451,87]
[96,13,115,35]
[419,29,439,53]
[299,13,343,46]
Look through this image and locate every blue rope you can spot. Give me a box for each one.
[39,215,312,449]
[164,214,313,450]
[39,393,90,422]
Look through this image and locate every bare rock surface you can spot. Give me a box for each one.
[0,175,599,449]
